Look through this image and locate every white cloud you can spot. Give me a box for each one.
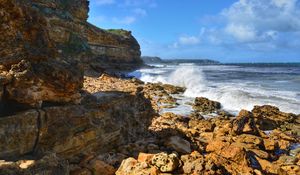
[169,35,200,49]
[221,0,300,42]
[112,16,136,25]
[196,0,300,54]
[179,36,200,45]
[95,0,115,5]
[225,23,257,42]
[133,8,147,16]
[124,0,157,8]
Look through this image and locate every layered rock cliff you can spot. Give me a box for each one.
[0,0,149,173]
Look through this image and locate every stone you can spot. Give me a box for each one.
[89,160,116,175]
[138,153,155,164]
[116,157,160,175]
[0,153,69,175]
[164,136,191,154]
[255,156,279,174]
[192,97,221,114]
[0,110,39,159]
[233,110,260,136]
[180,151,205,174]
[252,105,297,130]
[151,153,180,173]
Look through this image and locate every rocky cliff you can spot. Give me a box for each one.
[0,0,142,73]
[0,0,150,173]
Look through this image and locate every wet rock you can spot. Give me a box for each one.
[192,97,221,114]
[164,136,191,154]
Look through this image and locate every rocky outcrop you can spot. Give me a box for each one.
[0,89,154,160]
[30,0,142,72]
[0,0,142,112]
[193,97,221,114]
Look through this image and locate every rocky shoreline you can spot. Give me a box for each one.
[1,73,299,174]
[0,0,299,175]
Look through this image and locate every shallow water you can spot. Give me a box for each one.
[129,63,300,115]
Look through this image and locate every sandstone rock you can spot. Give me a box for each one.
[180,151,205,174]
[138,153,155,164]
[206,145,256,174]
[151,153,180,173]
[192,97,221,114]
[255,156,279,174]
[0,110,39,159]
[164,136,191,154]
[233,110,260,136]
[252,105,297,130]
[88,160,116,175]
[0,91,154,159]
[116,157,160,175]
[0,153,69,175]
[280,165,300,175]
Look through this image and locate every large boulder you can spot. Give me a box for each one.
[252,105,298,130]
[192,97,221,114]
[0,92,154,160]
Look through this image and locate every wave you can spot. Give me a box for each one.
[134,65,300,114]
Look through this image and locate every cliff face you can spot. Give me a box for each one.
[0,0,142,111]
[0,0,149,165]
[31,0,142,71]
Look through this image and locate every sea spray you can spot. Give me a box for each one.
[132,64,300,114]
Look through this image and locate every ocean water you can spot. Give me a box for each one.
[129,63,300,115]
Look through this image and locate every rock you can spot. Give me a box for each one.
[138,153,155,164]
[0,91,154,159]
[88,160,116,175]
[0,153,69,175]
[192,97,221,114]
[252,105,297,130]
[116,157,160,175]
[0,110,39,159]
[180,151,205,174]
[233,110,260,136]
[280,165,300,174]
[264,138,278,151]
[255,156,279,174]
[0,0,84,108]
[206,145,256,174]
[164,136,191,154]
[151,153,180,173]
[5,59,83,107]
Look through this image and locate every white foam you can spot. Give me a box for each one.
[131,65,300,115]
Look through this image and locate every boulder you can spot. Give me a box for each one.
[252,105,297,130]
[151,153,180,173]
[180,151,205,174]
[164,136,191,154]
[192,97,221,114]
[233,110,260,136]
[0,153,69,175]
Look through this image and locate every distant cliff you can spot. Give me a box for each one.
[141,56,163,64]
[141,56,220,65]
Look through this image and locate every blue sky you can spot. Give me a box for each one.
[88,0,300,62]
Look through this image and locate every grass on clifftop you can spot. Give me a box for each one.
[106,29,130,36]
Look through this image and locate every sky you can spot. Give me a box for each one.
[88,0,300,63]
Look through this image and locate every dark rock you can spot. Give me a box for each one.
[192,97,221,114]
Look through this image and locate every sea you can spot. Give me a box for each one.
[129,62,300,115]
